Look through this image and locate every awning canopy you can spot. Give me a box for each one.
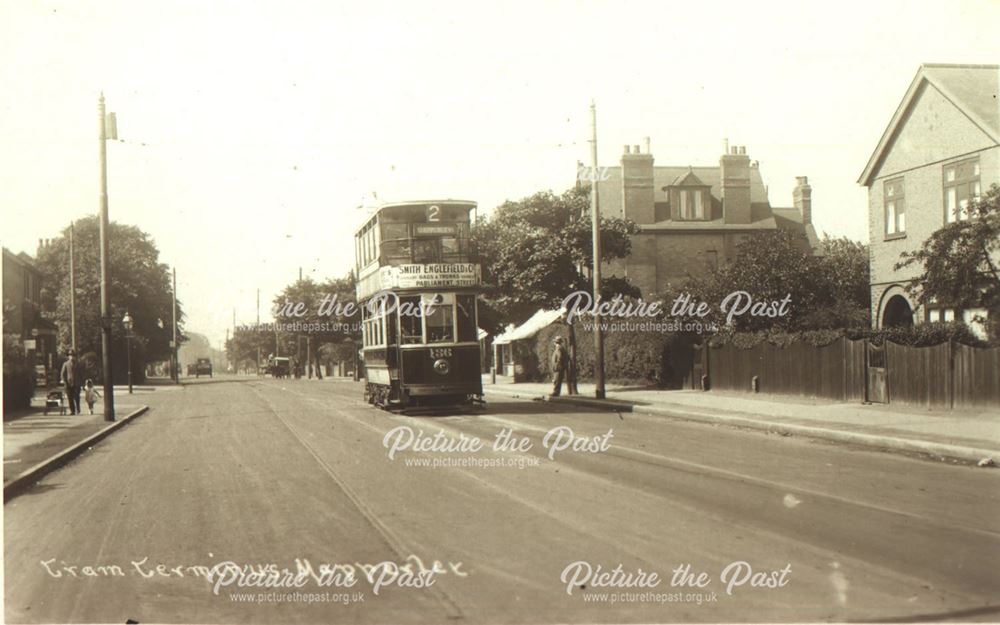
[493,308,565,345]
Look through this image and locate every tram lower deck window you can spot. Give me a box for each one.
[426,303,454,343]
[400,296,423,344]
[456,294,477,342]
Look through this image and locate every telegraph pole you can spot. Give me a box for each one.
[69,221,77,352]
[257,288,261,376]
[98,93,115,421]
[590,100,606,399]
[172,267,178,383]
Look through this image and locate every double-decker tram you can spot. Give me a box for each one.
[354,199,484,413]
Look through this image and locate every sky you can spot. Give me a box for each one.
[2,0,998,347]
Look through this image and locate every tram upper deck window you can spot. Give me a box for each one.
[413,239,440,264]
[399,296,423,344]
[381,223,411,264]
[441,237,461,260]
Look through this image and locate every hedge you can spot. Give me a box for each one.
[708,322,991,350]
[531,321,697,387]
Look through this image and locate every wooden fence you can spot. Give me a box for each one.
[705,338,865,401]
[704,338,999,408]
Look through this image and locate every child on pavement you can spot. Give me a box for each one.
[84,379,101,415]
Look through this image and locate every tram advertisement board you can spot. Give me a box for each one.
[380,263,481,289]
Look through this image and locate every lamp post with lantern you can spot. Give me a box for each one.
[123,311,134,394]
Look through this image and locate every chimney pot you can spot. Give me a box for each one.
[723,138,730,154]
[624,145,631,155]
[633,145,640,155]
[643,136,651,154]
[739,146,746,155]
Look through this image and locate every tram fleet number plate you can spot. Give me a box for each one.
[430,348,453,358]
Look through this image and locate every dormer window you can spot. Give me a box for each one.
[665,168,712,221]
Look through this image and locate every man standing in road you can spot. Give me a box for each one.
[550,336,569,397]
[60,350,83,415]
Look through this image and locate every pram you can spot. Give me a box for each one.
[44,390,66,416]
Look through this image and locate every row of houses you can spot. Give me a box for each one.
[587,62,998,335]
[495,63,999,390]
[2,247,59,386]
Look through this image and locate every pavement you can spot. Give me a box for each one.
[4,376,1000,623]
[3,388,155,500]
[483,377,1000,464]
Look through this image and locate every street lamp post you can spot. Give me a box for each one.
[123,311,134,394]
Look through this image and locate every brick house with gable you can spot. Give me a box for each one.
[858,63,999,335]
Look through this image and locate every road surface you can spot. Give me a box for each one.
[5,377,999,623]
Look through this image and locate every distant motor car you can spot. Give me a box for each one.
[269,357,291,379]
[195,358,213,378]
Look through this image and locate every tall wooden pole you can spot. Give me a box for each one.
[257,288,261,375]
[98,93,115,420]
[172,267,178,382]
[69,221,77,352]
[590,100,605,399]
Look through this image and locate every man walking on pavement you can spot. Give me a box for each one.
[550,336,569,397]
[60,350,83,415]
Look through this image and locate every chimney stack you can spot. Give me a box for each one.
[721,145,752,224]
[623,145,631,155]
[793,176,812,225]
[621,138,655,224]
[643,136,651,154]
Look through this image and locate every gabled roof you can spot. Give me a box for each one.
[667,168,708,187]
[858,63,1000,186]
[598,164,772,220]
[772,207,822,254]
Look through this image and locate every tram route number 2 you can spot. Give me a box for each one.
[428,205,440,221]
[431,348,453,358]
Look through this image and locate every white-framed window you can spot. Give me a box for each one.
[678,190,706,220]
[943,158,981,223]
[884,178,905,236]
[927,307,955,323]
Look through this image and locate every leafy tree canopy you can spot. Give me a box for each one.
[473,186,639,327]
[896,184,1000,339]
[672,230,870,332]
[35,216,183,363]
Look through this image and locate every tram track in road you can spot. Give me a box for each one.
[260,380,997,611]
[245,381,467,621]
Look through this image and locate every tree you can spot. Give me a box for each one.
[473,186,639,394]
[896,184,1000,340]
[35,216,184,383]
[677,230,869,332]
[811,235,871,329]
[473,186,639,326]
[268,272,359,376]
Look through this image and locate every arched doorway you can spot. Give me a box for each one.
[882,294,914,328]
